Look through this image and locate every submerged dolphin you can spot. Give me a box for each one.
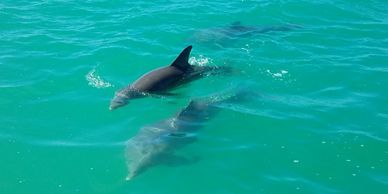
[190,22,300,47]
[110,46,230,110]
[124,89,247,180]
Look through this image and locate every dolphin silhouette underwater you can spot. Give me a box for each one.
[110,46,231,110]
[124,89,249,180]
[190,22,301,47]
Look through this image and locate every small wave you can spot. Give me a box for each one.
[208,143,259,152]
[368,173,388,186]
[219,104,287,120]
[0,133,126,148]
[85,67,114,88]
[33,140,126,148]
[264,174,338,193]
[334,129,388,143]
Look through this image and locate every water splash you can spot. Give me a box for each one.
[85,67,113,88]
[189,55,212,66]
[266,69,289,80]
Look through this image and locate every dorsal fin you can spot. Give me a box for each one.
[171,45,192,71]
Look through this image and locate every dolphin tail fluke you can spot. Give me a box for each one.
[231,21,242,26]
[171,45,192,71]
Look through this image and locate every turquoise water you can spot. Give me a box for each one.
[1,0,388,193]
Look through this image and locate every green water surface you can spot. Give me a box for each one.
[1,1,388,194]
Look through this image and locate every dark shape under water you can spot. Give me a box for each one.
[110,46,231,110]
[124,89,250,180]
[190,22,301,47]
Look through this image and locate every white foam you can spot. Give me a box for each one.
[86,67,113,88]
[266,69,289,79]
[189,55,212,66]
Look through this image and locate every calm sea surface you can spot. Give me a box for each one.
[1,1,388,194]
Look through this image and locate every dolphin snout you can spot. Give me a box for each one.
[109,102,125,111]
[109,96,129,111]
[125,175,133,181]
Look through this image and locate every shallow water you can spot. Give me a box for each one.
[1,1,388,194]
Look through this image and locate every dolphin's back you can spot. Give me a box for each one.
[131,66,184,92]
[130,46,194,92]
[110,45,232,110]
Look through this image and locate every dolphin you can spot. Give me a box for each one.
[124,89,248,180]
[110,46,230,110]
[190,22,300,47]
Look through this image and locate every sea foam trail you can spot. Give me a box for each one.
[86,66,114,88]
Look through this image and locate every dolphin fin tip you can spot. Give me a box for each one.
[171,46,193,70]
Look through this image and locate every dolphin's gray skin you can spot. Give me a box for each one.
[110,46,230,110]
[190,22,300,47]
[124,90,246,181]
